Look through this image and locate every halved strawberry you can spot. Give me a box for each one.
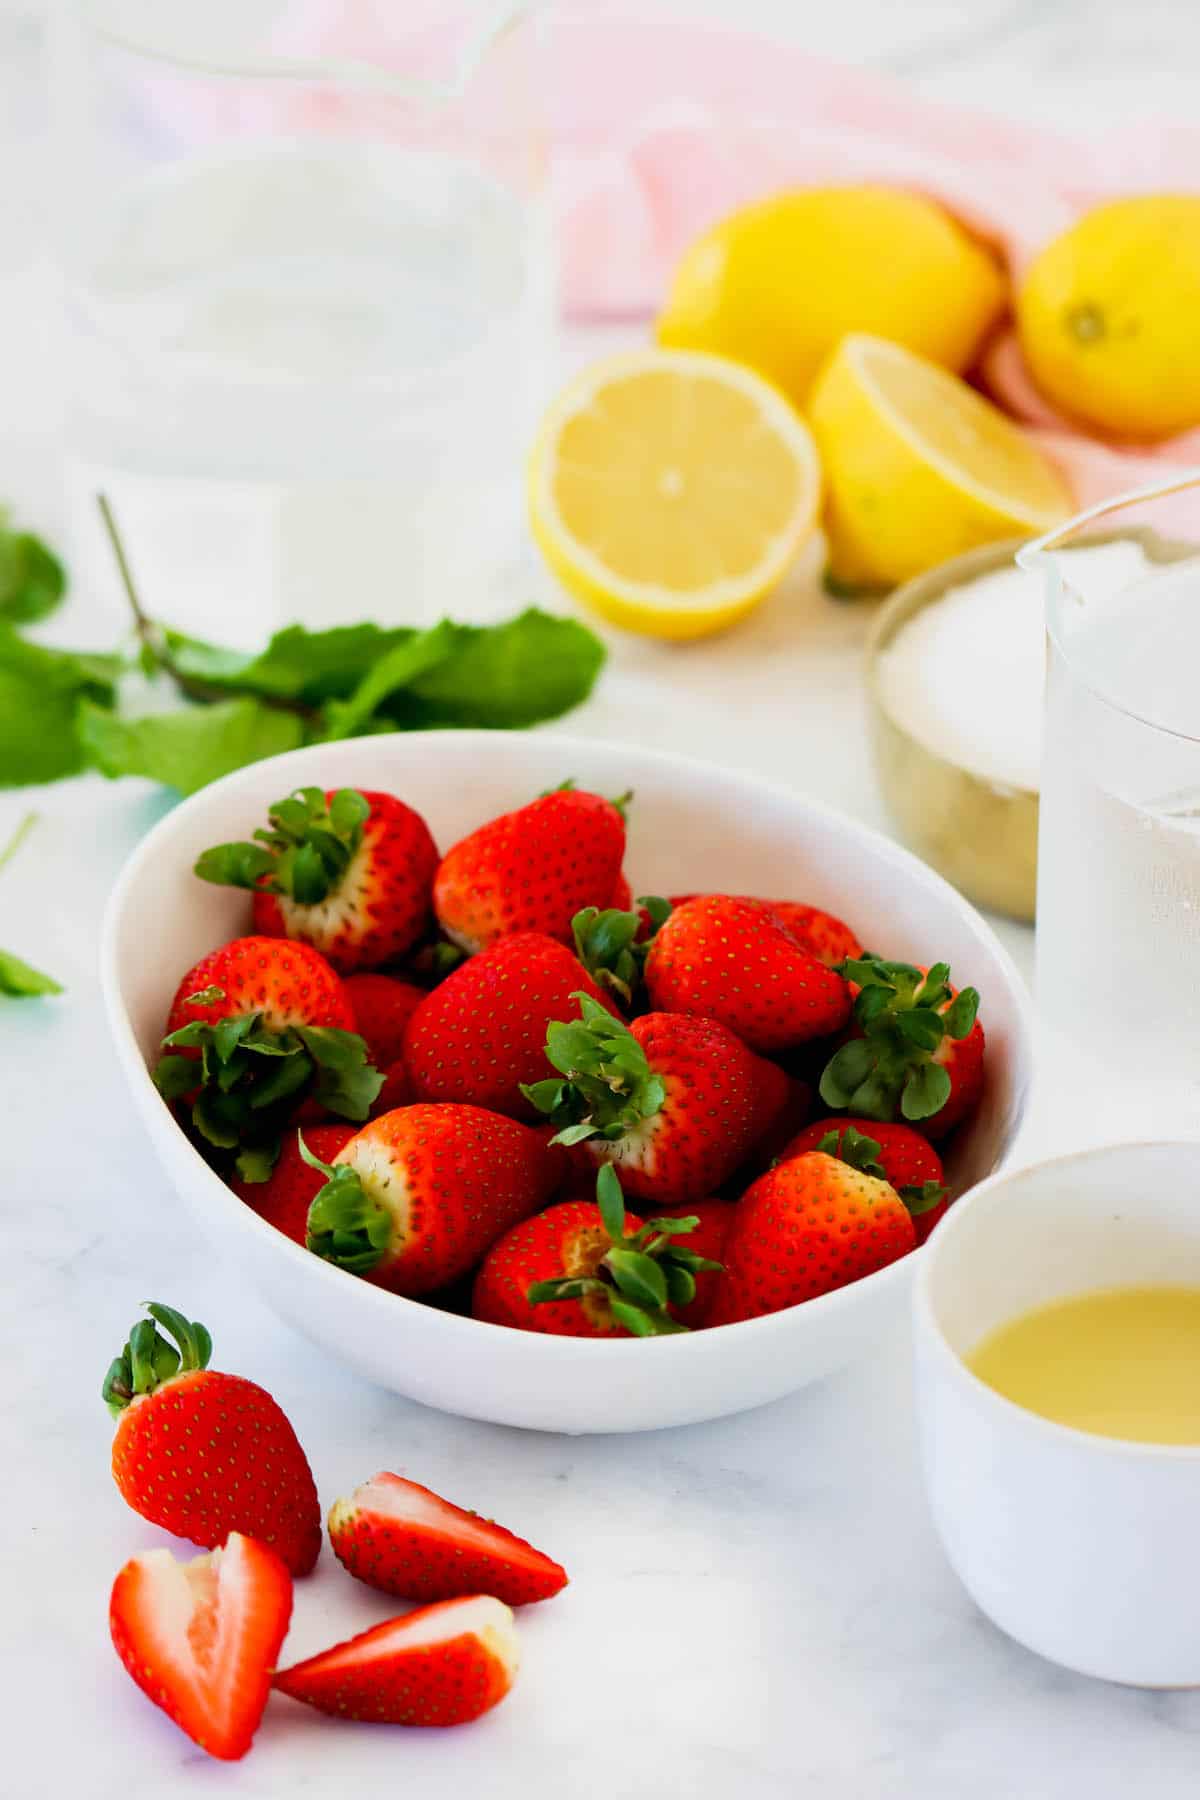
[195,786,438,974]
[273,1595,519,1727]
[328,1471,567,1606]
[109,1532,292,1762]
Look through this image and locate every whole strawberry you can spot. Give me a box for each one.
[522,993,789,1207]
[708,1153,917,1325]
[103,1301,322,1576]
[645,895,851,1052]
[195,786,438,974]
[301,1103,559,1295]
[403,931,618,1119]
[671,894,863,967]
[473,1165,720,1336]
[342,973,426,1067]
[232,1123,356,1248]
[328,1471,568,1606]
[779,1117,949,1243]
[154,936,382,1181]
[652,1200,734,1327]
[433,783,627,954]
[819,957,985,1139]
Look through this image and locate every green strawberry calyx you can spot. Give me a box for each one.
[571,896,671,1006]
[538,777,634,820]
[298,1133,392,1275]
[153,985,383,1183]
[527,1165,721,1337]
[814,1125,947,1216]
[193,786,370,906]
[102,1301,212,1419]
[520,992,666,1145]
[818,958,979,1125]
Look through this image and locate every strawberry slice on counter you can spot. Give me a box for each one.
[403,929,619,1119]
[645,895,851,1051]
[299,1103,560,1295]
[195,786,439,974]
[153,936,382,1182]
[818,957,985,1139]
[103,1301,323,1577]
[328,1471,568,1606]
[778,1117,950,1244]
[273,1595,520,1728]
[110,1532,292,1762]
[473,1164,722,1337]
[433,783,627,954]
[522,993,789,1208]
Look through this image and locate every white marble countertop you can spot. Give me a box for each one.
[5,4,1200,1796]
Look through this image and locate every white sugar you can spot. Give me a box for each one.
[875,540,1151,792]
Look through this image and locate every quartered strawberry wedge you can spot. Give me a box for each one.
[109,1532,292,1762]
[328,1470,568,1606]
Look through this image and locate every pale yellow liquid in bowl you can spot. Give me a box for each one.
[967,1286,1200,1444]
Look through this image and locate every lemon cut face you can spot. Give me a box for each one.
[529,349,822,639]
[809,334,1072,591]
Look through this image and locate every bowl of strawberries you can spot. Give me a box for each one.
[101,731,1032,1433]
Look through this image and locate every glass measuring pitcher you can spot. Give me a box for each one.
[1018,474,1200,1106]
[49,1,551,640]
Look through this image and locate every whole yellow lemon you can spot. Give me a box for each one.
[655,186,1006,409]
[1017,195,1200,439]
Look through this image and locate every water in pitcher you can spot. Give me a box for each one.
[1037,557,1200,1073]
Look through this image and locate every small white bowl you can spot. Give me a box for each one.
[916,1141,1200,1686]
[101,731,1032,1434]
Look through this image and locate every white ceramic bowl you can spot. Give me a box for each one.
[915,1141,1200,1686]
[102,732,1032,1434]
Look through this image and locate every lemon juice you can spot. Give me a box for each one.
[969,1286,1200,1444]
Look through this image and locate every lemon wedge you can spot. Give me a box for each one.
[808,334,1073,592]
[528,348,821,639]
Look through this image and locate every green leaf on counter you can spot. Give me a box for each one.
[0,946,62,997]
[320,619,467,740]
[165,621,418,705]
[0,626,122,786]
[78,696,305,796]
[376,609,606,730]
[0,518,67,625]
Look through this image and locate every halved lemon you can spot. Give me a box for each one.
[528,348,821,639]
[808,333,1073,592]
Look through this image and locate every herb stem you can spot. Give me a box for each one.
[0,810,37,875]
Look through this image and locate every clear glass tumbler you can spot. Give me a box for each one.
[1019,474,1200,1119]
[49,1,551,639]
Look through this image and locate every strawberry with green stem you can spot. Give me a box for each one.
[819,958,984,1138]
[154,936,382,1182]
[195,786,438,974]
[778,1117,949,1244]
[522,992,790,1207]
[472,1164,721,1337]
[570,894,671,1007]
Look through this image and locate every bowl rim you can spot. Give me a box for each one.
[100,729,1035,1359]
[914,1138,1200,1461]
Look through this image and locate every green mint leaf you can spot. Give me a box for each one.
[0,946,62,996]
[79,696,304,795]
[0,626,121,786]
[900,1062,952,1122]
[321,620,468,741]
[373,608,605,731]
[165,621,417,705]
[0,524,67,625]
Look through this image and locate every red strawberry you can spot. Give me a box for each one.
[779,1117,950,1244]
[523,994,789,1208]
[819,957,985,1139]
[110,1532,292,1762]
[232,1123,356,1247]
[645,896,851,1052]
[473,1165,721,1336]
[273,1594,519,1728]
[195,786,438,974]
[300,1103,559,1295]
[104,1302,322,1576]
[433,785,627,954]
[708,1152,917,1326]
[403,932,618,1119]
[154,936,381,1182]
[328,1471,567,1606]
[671,894,863,967]
[371,1056,414,1116]
[611,871,633,910]
[342,973,425,1066]
[653,1201,734,1327]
